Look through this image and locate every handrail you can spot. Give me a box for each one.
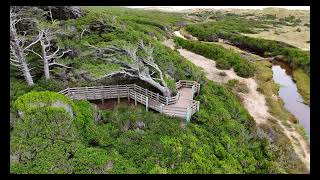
[58,80,200,122]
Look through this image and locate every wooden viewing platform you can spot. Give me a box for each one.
[58,80,200,124]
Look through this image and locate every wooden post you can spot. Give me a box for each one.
[166,97,169,105]
[117,85,120,104]
[134,92,137,106]
[67,88,72,99]
[191,85,194,99]
[127,88,130,102]
[67,87,70,97]
[197,101,200,112]
[157,93,159,101]
[100,86,104,104]
[186,107,191,124]
[85,87,88,100]
[141,94,143,105]
[160,104,163,113]
[145,96,148,112]
[197,83,200,95]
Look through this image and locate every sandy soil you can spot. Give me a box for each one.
[161,39,175,50]
[177,49,269,125]
[170,30,310,171]
[173,31,187,39]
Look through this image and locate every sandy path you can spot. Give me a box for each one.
[169,30,309,171]
[177,48,310,171]
[177,49,269,125]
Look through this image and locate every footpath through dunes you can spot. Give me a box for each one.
[177,48,269,125]
[170,30,310,171]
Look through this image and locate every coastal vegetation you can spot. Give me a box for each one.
[185,17,310,104]
[10,6,309,174]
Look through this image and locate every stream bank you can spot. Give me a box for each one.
[271,61,310,138]
[169,30,310,171]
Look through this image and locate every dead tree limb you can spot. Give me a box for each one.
[29,28,72,80]
[10,7,44,86]
[86,41,172,97]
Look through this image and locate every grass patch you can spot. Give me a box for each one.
[293,124,308,141]
[174,37,256,78]
[292,69,310,105]
[226,79,249,94]
[254,61,297,124]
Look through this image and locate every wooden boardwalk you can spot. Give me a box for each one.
[58,80,200,124]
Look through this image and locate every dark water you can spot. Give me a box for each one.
[271,62,310,138]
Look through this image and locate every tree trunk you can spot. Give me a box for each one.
[48,7,54,23]
[20,55,34,86]
[141,76,171,97]
[41,40,50,79]
[43,57,50,79]
[10,28,34,86]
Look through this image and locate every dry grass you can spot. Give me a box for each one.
[243,25,310,50]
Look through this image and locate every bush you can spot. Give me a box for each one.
[227,79,239,87]
[185,20,309,76]
[13,91,75,115]
[174,37,256,78]
[218,72,227,76]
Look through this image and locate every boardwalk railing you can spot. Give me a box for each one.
[176,80,200,98]
[58,80,200,122]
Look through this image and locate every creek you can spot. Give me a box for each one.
[271,61,310,139]
[173,30,310,138]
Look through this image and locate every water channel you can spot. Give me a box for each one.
[173,30,310,139]
[271,61,310,139]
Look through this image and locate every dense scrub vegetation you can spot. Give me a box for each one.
[11,82,291,173]
[185,19,310,76]
[185,17,310,104]
[174,37,256,78]
[10,6,308,174]
[58,7,204,89]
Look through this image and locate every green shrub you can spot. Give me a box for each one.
[174,37,256,78]
[13,91,75,114]
[227,79,239,87]
[185,20,309,76]
[218,72,227,76]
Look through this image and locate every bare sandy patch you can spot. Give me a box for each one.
[177,49,269,125]
[161,39,175,50]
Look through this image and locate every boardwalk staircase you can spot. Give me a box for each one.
[58,80,200,124]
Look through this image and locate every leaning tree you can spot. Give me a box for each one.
[10,7,44,86]
[85,40,172,97]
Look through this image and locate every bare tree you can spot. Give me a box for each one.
[10,7,43,86]
[29,27,72,80]
[48,6,54,23]
[85,40,172,97]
